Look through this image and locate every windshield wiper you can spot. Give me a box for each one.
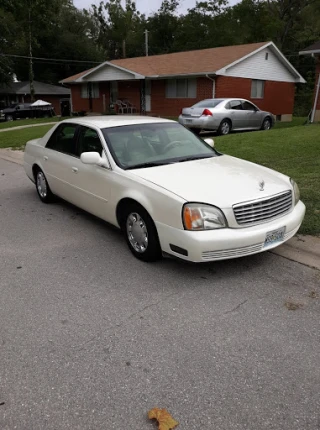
[125,161,172,170]
[177,155,215,163]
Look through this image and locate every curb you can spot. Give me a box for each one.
[0,149,319,271]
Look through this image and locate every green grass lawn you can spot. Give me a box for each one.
[214,124,320,236]
[0,125,53,149]
[0,116,69,130]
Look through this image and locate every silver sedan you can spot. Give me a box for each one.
[178,98,274,135]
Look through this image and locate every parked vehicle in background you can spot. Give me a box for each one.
[24,116,304,263]
[0,103,55,121]
[179,98,274,135]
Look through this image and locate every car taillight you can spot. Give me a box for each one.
[202,109,213,116]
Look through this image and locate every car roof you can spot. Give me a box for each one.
[61,116,175,129]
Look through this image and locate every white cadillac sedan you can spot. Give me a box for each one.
[24,116,305,263]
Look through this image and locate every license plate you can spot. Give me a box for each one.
[185,119,193,124]
[264,226,286,247]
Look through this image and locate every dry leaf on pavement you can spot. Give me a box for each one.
[148,407,179,430]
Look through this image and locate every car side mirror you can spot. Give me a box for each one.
[81,151,105,166]
[204,138,214,148]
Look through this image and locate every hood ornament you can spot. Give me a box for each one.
[259,180,265,191]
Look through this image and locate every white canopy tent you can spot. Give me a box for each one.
[30,100,51,106]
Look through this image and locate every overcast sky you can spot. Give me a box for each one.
[73,0,239,16]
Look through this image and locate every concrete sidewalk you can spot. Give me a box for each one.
[1,148,319,271]
[0,122,57,133]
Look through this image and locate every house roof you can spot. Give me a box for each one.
[61,41,305,84]
[0,81,70,95]
[62,42,268,83]
[299,41,320,55]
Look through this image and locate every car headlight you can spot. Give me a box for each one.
[290,178,300,205]
[183,203,227,230]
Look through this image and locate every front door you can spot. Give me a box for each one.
[241,101,261,129]
[228,100,247,129]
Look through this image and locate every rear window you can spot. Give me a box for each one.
[192,99,224,108]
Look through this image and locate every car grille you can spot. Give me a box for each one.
[233,191,292,226]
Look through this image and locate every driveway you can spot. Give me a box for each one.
[1,159,320,430]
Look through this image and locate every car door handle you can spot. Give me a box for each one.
[43,156,48,161]
[72,167,78,173]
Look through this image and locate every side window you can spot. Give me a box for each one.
[46,123,78,157]
[230,100,243,110]
[78,126,103,155]
[242,101,257,111]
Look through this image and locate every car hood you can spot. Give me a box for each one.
[131,155,291,208]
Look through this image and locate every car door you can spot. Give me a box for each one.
[241,101,261,129]
[226,100,247,129]
[68,125,114,222]
[42,123,81,203]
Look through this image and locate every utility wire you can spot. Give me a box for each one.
[0,54,102,64]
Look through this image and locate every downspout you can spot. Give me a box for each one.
[311,72,320,123]
[206,74,216,98]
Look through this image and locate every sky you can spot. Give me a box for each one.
[73,0,239,16]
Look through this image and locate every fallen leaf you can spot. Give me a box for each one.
[309,290,319,299]
[284,300,304,311]
[148,408,179,430]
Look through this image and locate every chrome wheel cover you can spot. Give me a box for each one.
[37,172,47,198]
[221,122,230,135]
[126,212,148,253]
[263,119,271,130]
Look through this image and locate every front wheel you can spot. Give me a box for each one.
[122,203,162,262]
[35,168,54,203]
[5,115,13,121]
[218,119,231,135]
[261,117,272,130]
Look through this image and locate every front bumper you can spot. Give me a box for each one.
[178,115,220,130]
[156,201,306,262]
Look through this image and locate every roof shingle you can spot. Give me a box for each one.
[62,42,268,83]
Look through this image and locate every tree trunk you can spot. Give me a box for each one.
[122,39,126,58]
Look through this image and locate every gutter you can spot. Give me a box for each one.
[206,74,216,98]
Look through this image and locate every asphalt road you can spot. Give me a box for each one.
[1,158,320,430]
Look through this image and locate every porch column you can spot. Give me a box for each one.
[140,79,146,115]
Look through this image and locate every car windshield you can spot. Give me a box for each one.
[102,122,220,169]
[191,99,225,108]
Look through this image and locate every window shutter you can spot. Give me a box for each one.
[166,79,176,98]
[187,79,196,98]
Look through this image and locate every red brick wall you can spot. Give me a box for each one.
[150,77,213,117]
[215,76,295,115]
[71,83,110,113]
[118,81,141,113]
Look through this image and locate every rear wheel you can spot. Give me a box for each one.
[261,117,272,130]
[121,203,162,262]
[218,119,231,135]
[35,168,54,203]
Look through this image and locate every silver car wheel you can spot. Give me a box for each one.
[37,171,47,198]
[5,115,13,121]
[263,119,271,130]
[221,121,230,135]
[126,212,148,253]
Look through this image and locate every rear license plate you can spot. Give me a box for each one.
[185,119,193,124]
[264,226,286,247]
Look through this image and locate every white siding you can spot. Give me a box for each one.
[223,48,296,83]
[83,65,135,82]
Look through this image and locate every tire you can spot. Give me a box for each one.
[5,115,13,121]
[35,168,54,203]
[261,117,272,131]
[218,119,231,135]
[121,203,162,262]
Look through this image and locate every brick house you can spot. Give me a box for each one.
[0,81,71,115]
[300,41,320,122]
[61,41,305,121]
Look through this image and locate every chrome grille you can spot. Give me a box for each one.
[202,243,263,261]
[233,191,292,226]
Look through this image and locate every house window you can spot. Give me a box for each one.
[265,52,269,60]
[81,83,99,99]
[165,78,196,98]
[251,80,264,99]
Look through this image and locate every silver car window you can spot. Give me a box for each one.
[229,100,243,110]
